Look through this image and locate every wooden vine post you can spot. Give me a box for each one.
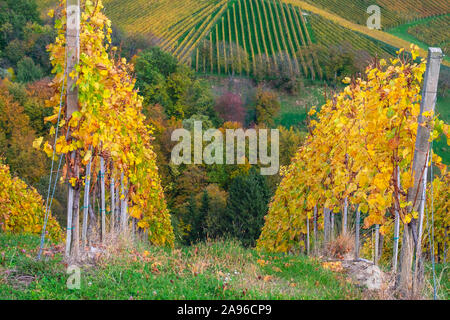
[392,167,401,272]
[374,224,380,265]
[354,206,360,260]
[398,47,442,295]
[342,198,348,235]
[65,0,80,258]
[72,163,81,258]
[100,157,106,242]
[313,206,318,255]
[306,215,310,255]
[120,172,128,233]
[110,162,115,233]
[82,157,91,246]
[323,207,330,248]
[330,212,334,241]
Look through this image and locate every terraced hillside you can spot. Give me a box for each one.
[193,0,399,78]
[193,0,323,78]
[282,0,450,67]
[307,13,395,59]
[40,0,228,40]
[298,0,449,29]
[40,0,450,77]
[407,14,450,55]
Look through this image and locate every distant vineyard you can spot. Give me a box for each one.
[104,0,225,39]
[281,0,444,66]
[408,14,450,56]
[308,14,394,59]
[39,0,450,76]
[296,0,450,29]
[192,0,321,79]
[40,0,226,40]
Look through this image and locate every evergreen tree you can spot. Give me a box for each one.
[16,56,43,83]
[185,193,198,243]
[0,0,41,50]
[197,190,210,239]
[185,191,209,244]
[226,167,271,247]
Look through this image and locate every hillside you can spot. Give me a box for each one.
[388,14,450,57]
[298,0,449,29]
[282,0,449,67]
[40,0,450,78]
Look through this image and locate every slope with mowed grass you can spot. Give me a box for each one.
[295,0,450,29]
[387,14,450,60]
[281,0,450,67]
[0,234,362,299]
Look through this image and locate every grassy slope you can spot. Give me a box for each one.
[427,263,450,300]
[281,0,450,67]
[274,85,326,129]
[0,234,361,300]
[387,15,450,64]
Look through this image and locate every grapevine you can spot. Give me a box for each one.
[258,45,450,253]
[39,0,174,247]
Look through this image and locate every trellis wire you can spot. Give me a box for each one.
[37,66,67,260]
[424,141,438,299]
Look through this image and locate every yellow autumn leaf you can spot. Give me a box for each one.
[43,143,53,157]
[103,89,111,99]
[33,137,44,150]
[69,177,77,187]
[44,114,58,124]
[83,150,92,164]
[404,214,412,224]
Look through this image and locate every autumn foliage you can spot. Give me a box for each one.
[0,162,62,242]
[36,0,174,246]
[257,46,449,253]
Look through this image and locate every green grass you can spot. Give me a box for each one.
[0,233,361,300]
[274,85,326,129]
[425,262,449,300]
[387,15,450,64]
[434,92,450,165]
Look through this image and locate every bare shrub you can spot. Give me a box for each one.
[326,233,354,259]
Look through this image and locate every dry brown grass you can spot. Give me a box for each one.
[64,229,143,266]
[326,233,355,259]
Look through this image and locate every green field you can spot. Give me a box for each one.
[387,15,450,64]
[274,85,326,129]
[0,234,362,300]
